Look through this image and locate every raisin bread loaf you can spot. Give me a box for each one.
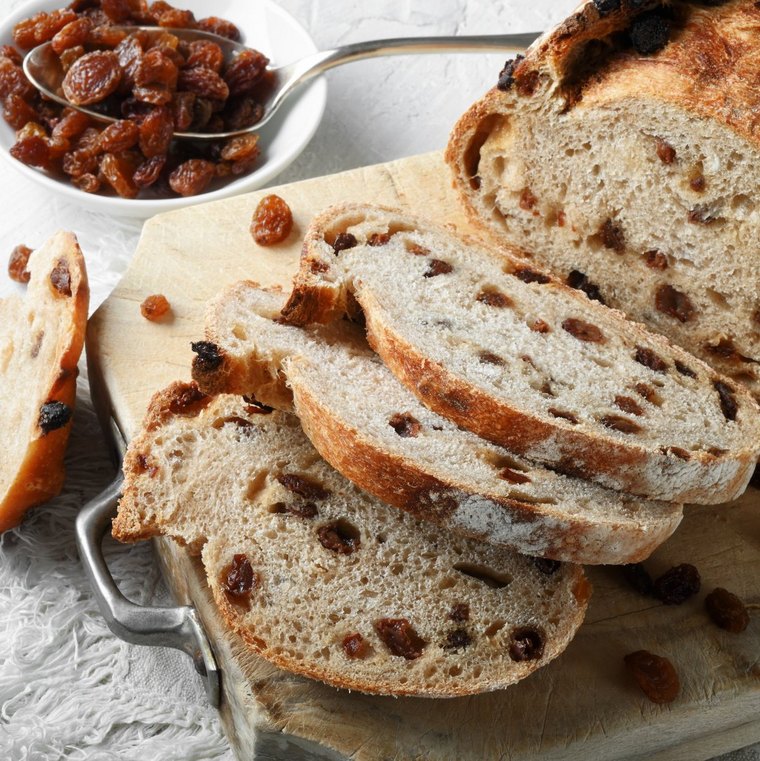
[113,382,590,697]
[446,0,760,400]
[280,203,760,504]
[192,284,682,564]
[0,232,89,532]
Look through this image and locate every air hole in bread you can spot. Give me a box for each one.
[599,415,643,434]
[705,289,731,310]
[389,412,421,437]
[322,217,366,247]
[462,113,508,182]
[449,665,463,677]
[472,666,483,679]
[438,577,457,590]
[479,451,530,474]
[548,408,578,424]
[232,324,248,341]
[317,519,361,555]
[404,240,431,256]
[484,620,506,638]
[509,492,557,505]
[453,563,512,589]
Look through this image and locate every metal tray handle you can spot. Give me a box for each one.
[75,472,221,707]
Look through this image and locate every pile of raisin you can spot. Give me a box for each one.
[3,1,273,199]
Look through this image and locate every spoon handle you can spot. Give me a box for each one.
[269,33,540,121]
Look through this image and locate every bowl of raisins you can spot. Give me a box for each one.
[0,0,327,217]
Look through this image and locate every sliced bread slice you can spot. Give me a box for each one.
[279,203,760,505]
[445,1,760,400]
[113,382,590,698]
[191,284,682,565]
[0,232,89,532]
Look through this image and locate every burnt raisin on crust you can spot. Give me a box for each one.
[593,0,621,16]
[634,346,668,373]
[514,267,550,285]
[38,401,73,434]
[496,54,524,91]
[191,340,224,371]
[629,11,671,55]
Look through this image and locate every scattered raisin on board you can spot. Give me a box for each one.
[140,294,171,321]
[250,194,293,246]
[8,244,32,283]
[4,2,269,199]
[624,650,680,704]
[653,563,701,605]
[705,588,750,633]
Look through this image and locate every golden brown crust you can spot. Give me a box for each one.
[0,232,89,533]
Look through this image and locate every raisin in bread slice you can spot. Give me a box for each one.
[191,284,682,564]
[446,1,760,400]
[113,382,590,698]
[280,203,760,505]
[0,232,89,532]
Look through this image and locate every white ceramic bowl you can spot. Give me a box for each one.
[0,0,327,217]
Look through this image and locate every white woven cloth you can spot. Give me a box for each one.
[0,0,757,758]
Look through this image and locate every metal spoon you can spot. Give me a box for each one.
[23,27,540,141]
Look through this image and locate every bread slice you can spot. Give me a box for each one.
[279,203,760,505]
[0,232,89,532]
[446,1,760,400]
[113,382,590,698]
[191,284,682,565]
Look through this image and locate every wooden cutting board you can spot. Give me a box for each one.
[87,151,760,761]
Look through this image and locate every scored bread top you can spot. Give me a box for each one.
[114,382,590,698]
[279,203,760,504]
[192,284,682,565]
[0,232,89,532]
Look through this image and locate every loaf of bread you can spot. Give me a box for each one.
[192,283,682,564]
[279,203,760,505]
[446,0,760,401]
[113,382,590,697]
[0,232,89,532]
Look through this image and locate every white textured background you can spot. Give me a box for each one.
[0,0,757,759]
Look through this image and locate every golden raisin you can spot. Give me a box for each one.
[169,159,215,197]
[705,588,750,633]
[8,244,32,284]
[624,650,680,704]
[140,294,171,321]
[251,194,293,246]
[62,51,122,106]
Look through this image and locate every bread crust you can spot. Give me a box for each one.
[0,232,89,532]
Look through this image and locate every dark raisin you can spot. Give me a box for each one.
[97,120,139,153]
[169,159,215,197]
[674,360,697,379]
[197,16,241,41]
[533,558,561,575]
[186,40,225,73]
[157,8,197,29]
[241,394,274,415]
[496,54,524,91]
[508,626,545,662]
[224,49,270,97]
[388,412,421,438]
[167,384,210,418]
[342,632,371,659]
[634,382,658,402]
[62,51,122,106]
[444,628,472,651]
[221,133,260,174]
[8,244,32,283]
[514,267,550,284]
[630,12,671,56]
[614,395,643,416]
[626,650,680,705]
[653,564,700,605]
[655,284,695,323]
[705,588,750,633]
[191,340,223,370]
[317,519,361,555]
[566,270,605,304]
[140,294,171,321]
[39,401,73,433]
[178,65,229,101]
[10,134,52,170]
[277,473,330,500]
[374,618,426,660]
[600,415,643,434]
[600,218,625,253]
[136,48,179,90]
[3,94,38,131]
[0,58,36,100]
[49,259,72,296]
[269,501,318,519]
[562,318,605,343]
[479,350,505,366]
[690,175,706,192]
[449,603,470,622]
[223,95,263,130]
[644,250,668,270]
[548,408,578,424]
[133,155,166,188]
[221,553,257,599]
[251,194,292,245]
[476,288,512,308]
[138,106,174,158]
[634,346,668,373]
[714,379,738,421]
[100,152,139,199]
[592,0,621,15]
[0,45,23,65]
[332,232,357,253]
[424,259,453,278]
[499,467,531,484]
[655,137,676,164]
[622,563,655,596]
